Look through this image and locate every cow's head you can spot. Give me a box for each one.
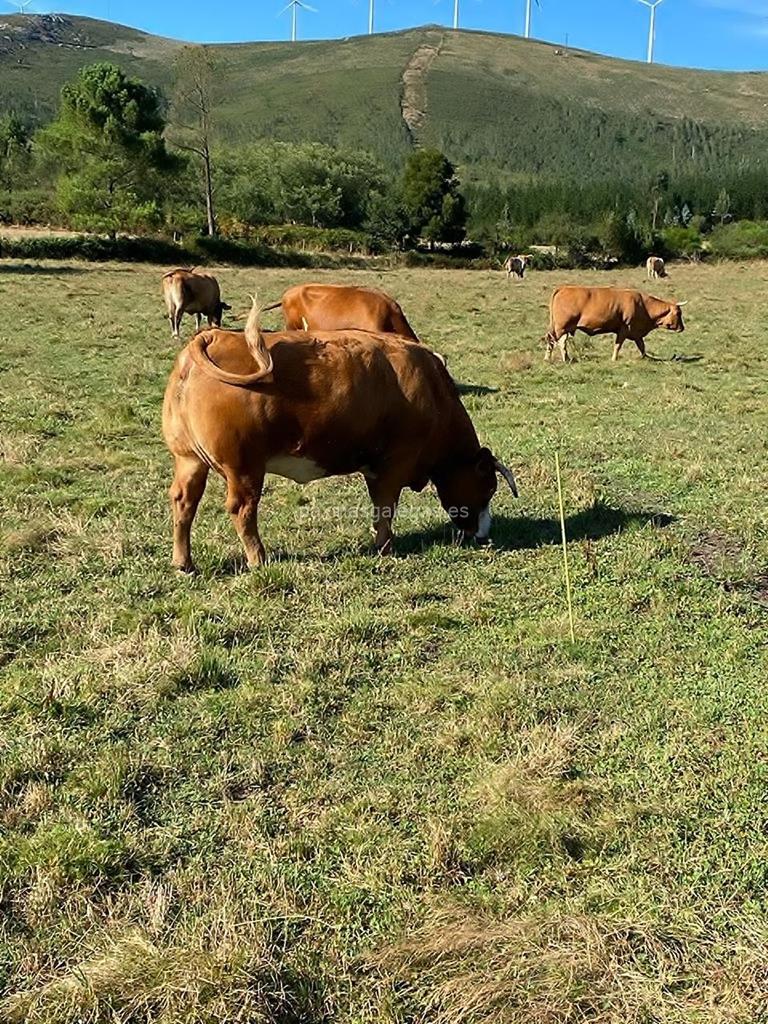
[212,300,232,327]
[658,301,686,333]
[434,447,518,543]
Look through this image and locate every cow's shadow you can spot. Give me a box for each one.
[394,501,675,555]
[210,502,674,574]
[647,352,704,364]
[455,382,499,396]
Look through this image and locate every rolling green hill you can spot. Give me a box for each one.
[2,14,768,183]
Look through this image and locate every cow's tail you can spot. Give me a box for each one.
[260,300,282,313]
[187,298,274,387]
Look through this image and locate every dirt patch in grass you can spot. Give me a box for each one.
[689,530,768,607]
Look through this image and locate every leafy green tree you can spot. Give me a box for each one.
[0,113,30,191]
[37,62,179,237]
[215,141,389,231]
[602,207,654,264]
[364,186,410,250]
[402,148,466,247]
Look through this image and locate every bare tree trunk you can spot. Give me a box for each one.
[203,144,216,237]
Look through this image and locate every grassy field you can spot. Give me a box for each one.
[1,258,767,1023]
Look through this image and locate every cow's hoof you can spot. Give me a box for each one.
[174,560,196,575]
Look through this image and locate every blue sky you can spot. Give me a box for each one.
[8,0,768,70]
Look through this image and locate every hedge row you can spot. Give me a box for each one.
[0,233,381,268]
[5,221,768,269]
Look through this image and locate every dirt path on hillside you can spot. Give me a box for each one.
[401,35,445,143]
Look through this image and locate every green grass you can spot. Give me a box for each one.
[1,258,767,1023]
[4,16,768,180]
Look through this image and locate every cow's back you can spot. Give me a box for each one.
[282,284,418,340]
[552,286,643,326]
[163,269,218,313]
[173,328,457,474]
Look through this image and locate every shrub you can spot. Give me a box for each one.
[708,220,768,260]
[0,189,57,226]
[660,226,704,261]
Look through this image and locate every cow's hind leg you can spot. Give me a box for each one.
[560,334,572,363]
[612,332,627,362]
[366,474,403,555]
[173,308,184,339]
[170,307,181,340]
[226,470,267,568]
[170,455,209,572]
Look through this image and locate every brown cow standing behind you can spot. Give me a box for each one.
[545,286,686,362]
[162,269,231,339]
[162,302,517,571]
[263,283,420,341]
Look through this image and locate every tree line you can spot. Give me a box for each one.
[2,50,768,263]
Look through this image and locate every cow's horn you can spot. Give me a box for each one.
[494,459,518,497]
[677,301,688,307]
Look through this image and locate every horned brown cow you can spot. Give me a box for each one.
[263,283,420,341]
[162,268,231,340]
[544,286,686,362]
[162,302,517,571]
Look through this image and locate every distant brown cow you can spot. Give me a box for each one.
[646,256,666,280]
[162,302,518,570]
[162,269,231,339]
[545,286,686,362]
[263,283,419,341]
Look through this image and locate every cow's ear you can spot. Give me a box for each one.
[221,302,232,311]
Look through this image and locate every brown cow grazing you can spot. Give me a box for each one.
[646,256,666,280]
[162,301,517,571]
[504,254,534,280]
[544,286,686,362]
[162,268,231,339]
[263,283,420,341]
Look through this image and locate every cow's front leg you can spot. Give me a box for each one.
[634,337,647,358]
[612,332,626,361]
[169,455,209,572]
[226,470,267,567]
[366,475,403,555]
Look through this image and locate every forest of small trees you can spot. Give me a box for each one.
[3,53,768,264]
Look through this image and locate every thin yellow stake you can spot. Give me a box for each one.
[555,451,576,642]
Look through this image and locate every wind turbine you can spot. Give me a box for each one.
[524,0,540,39]
[6,0,34,11]
[368,0,373,33]
[638,0,663,63]
[279,0,317,42]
